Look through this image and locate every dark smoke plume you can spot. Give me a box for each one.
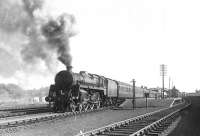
[41,14,76,66]
[0,0,76,70]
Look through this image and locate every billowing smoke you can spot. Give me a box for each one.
[41,13,76,66]
[23,0,43,18]
[0,0,77,89]
[0,0,76,68]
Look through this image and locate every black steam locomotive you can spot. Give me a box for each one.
[45,66,157,112]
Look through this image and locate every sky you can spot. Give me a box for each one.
[0,0,200,92]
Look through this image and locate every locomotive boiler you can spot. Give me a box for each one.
[46,66,157,112]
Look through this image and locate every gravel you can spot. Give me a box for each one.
[168,96,200,136]
[0,107,164,136]
[120,98,174,108]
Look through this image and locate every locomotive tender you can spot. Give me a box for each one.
[46,66,156,112]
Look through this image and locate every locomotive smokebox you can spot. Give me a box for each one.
[54,69,74,92]
[67,65,73,72]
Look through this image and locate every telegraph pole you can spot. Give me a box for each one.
[168,77,171,98]
[131,79,136,110]
[160,64,167,99]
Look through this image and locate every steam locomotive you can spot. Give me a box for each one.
[45,66,157,112]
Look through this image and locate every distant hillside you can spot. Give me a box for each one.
[0,83,49,100]
[26,87,49,97]
[0,83,24,99]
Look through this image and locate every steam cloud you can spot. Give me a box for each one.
[0,0,76,68]
[41,13,76,66]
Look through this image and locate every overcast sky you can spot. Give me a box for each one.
[1,0,200,92]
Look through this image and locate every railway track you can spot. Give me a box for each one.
[76,100,190,136]
[0,104,49,111]
[0,99,124,119]
[0,106,51,118]
[0,106,110,129]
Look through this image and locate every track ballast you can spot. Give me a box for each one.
[76,100,189,136]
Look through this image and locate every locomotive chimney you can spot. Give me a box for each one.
[67,65,73,72]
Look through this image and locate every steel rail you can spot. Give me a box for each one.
[130,101,191,136]
[0,107,51,119]
[75,101,187,136]
[0,104,49,111]
[0,107,110,129]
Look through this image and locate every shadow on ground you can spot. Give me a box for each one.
[169,96,200,136]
